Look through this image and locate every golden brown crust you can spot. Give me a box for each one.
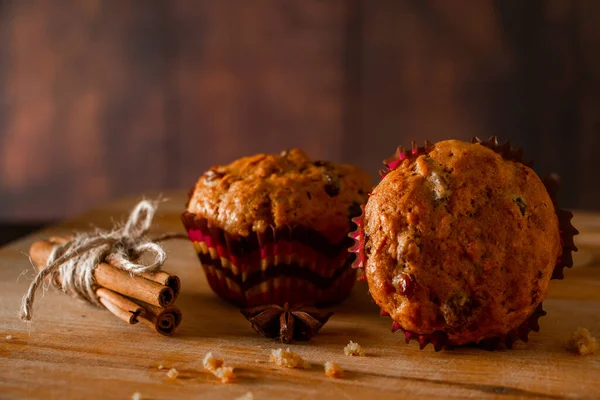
[187,149,372,244]
[363,140,561,345]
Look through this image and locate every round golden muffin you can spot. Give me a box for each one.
[187,148,372,244]
[363,139,561,345]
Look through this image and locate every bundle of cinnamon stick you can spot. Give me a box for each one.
[29,237,182,335]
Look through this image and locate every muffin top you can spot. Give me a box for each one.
[363,139,561,345]
[187,149,372,244]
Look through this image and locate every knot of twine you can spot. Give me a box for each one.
[21,199,172,322]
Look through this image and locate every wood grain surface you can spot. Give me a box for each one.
[0,193,599,399]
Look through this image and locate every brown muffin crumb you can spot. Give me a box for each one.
[269,348,308,368]
[166,368,179,380]
[213,366,235,384]
[344,341,364,356]
[203,352,223,370]
[203,352,236,383]
[324,362,343,378]
[568,327,598,355]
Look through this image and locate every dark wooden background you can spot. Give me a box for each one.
[0,0,598,222]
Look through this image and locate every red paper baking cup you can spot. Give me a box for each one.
[182,212,357,307]
[351,137,578,351]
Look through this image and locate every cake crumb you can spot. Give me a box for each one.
[236,393,254,400]
[131,392,142,400]
[324,361,343,378]
[203,352,236,383]
[203,352,224,371]
[5,335,12,340]
[344,341,365,356]
[269,348,308,369]
[568,327,598,355]
[167,367,179,379]
[213,365,235,384]
[157,364,164,370]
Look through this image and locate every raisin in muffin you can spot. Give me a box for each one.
[182,148,372,307]
[361,139,565,347]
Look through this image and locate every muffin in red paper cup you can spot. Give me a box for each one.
[350,137,578,350]
[182,149,372,307]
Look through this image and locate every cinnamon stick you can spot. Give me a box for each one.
[96,287,145,324]
[48,236,70,245]
[95,262,174,308]
[141,271,181,300]
[47,237,181,299]
[29,238,183,335]
[32,244,147,326]
[138,302,182,336]
[30,240,175,308]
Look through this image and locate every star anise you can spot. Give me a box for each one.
[240,303,334,343]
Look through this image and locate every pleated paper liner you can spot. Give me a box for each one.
[181,212,357,308]
[349,136,578,351]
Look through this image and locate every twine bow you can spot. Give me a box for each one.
[20,199,173,322]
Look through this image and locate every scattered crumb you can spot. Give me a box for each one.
[203,352,224,371]
[167,367,179,379]
[269,348,308,369]
[344,341,365,356]
[203,352,236,383]
[157,364,164,370]
[568,327,598,356]
[5,335,12,340]
[236,393,254,400]
[324,361,343,378]
[131,392,142,400]
[213,365,235,383]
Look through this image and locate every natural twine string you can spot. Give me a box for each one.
[20,199,186,322]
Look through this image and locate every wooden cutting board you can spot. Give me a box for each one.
[1,193,599,399]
